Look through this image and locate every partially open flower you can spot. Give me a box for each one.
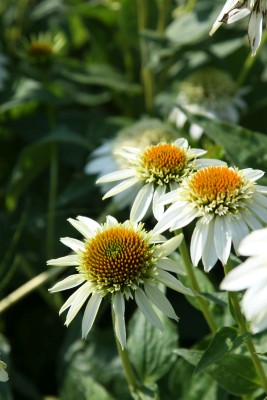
[154,166,267,271]
[21,32,66,63]
[48,215,192,348]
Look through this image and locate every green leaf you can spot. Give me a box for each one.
[60,372,115,400]
[195,327,249,373]
[175,348,260,395]
[127,309,178,385]
[166,357,227,400]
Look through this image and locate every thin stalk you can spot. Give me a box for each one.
[111,309,140,396]
[0,265,67,314]
[178,233,217,333]
[237,31,267,88]
[46,141,58,258]
[156,0,171,35]
[224,259,267,393]
[136,0,154,114]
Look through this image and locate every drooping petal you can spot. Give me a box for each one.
[201,218,218,272]
[226,6,251,24]
[157,269,194,296]
[113,292,126,349]
[248,10,263,56]
[102,178,139,199]
[242,279,267,319]
[47,254,79,266]
[82,293,103,338]
[152,185,166,221]
[135,288,163,331]
[130,183,154,223]
[49,274,85,292]
[154,234,183,257]
[214,216,232,266]
[96,169,135,183]
[190,216,210,267]
[145,284,178,321]
[60,237,85,252]
[209,0,240,35]
[156,257,186,275]
[65,283,93,326]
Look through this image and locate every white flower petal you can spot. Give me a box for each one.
[214,216,232,266]
[221,256,267,291]
[0,367,8,382]
[65,283,93,326]
[248,10,263,56]
[195,158,227,169]
[49,274,85,292]
[209,0,239,35]
[60,237,85,252]
[238,228,267,256]
[82,293,103,338]
[201,218,218,272]
[241,168,264,181]
[242,211,263,231]
[113,292,126,349]
[145,284,178,321]
[157,269,194,296]
[174,137,188,149]
[130,184,154,223]
[155,190,180,206]
[135,288,163,331]
[227,7,251,24]
[96,169,135,183]
[190,216,210,267]
[169,206,199,231]
[68,217,98,239]
[242,280,267,319]
[170,107,187,127]
[253,192,267,208]
[106,215,118,228]
[102,178,139,199]
[190,148,207,157]
[153,185,166,221]
[154,234,183,257]
[156,257,186,275]
[247,202,267,224]
[226,215,249,254]
[47,254,79,266]
[189,123,204,140]
[250,308,267,333]
[255,185,267,193]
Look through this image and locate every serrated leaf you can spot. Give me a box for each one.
[127,309,178,385]
[195,327,249,373]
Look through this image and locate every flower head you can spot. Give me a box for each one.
[169,68,246,140]
[21,32,66,63]
[210,0,266,55]
[96,138,222,222]
[48,215,192,348]
[85,120,176,209]
[221,228,267,333]
[0,358,8,382]
[154,166,267,271]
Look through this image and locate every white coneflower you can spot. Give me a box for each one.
[48,215,192,349]
[210,0,267,55]
[221,228,267,333]
[154,165,267,272]
[97,138,223,222]
[85,120,176,210]
[169,68,246,140]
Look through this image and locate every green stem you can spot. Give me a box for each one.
[237,31,267,88]
[156,0,171,35]
[178,233,217,333]
[46,141,58,258]
[224,259,267,393]
[111,309,140,396]
[136,0,154,114]
[0,265,67,314]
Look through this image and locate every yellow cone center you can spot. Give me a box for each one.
[81,226,153,288]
